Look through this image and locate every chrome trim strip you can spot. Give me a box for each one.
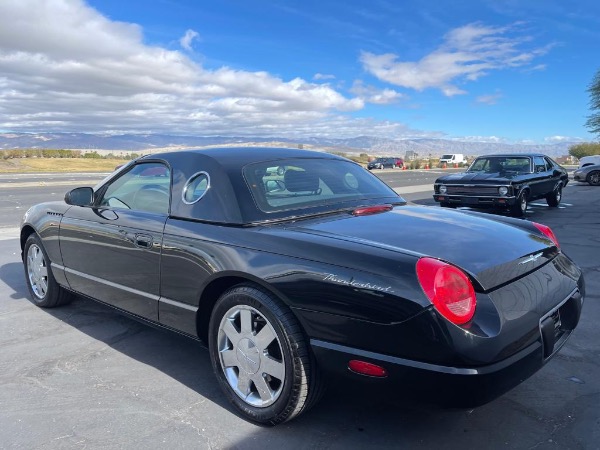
[160,296,198,312]
[63,266,160,302]
[310,338,539,376]
[441,195,516,199]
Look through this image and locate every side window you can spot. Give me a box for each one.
[99,163,171,214]
[533,156,547,173]
[544,157,555,170]
[182,172,210,204]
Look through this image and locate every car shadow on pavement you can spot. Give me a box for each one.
[0,262,29,300]
[0,260,463,431]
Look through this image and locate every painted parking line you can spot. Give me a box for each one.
[0,227,19,241]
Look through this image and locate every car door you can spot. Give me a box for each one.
[59,161,171,320]
[545,156,565,187]
[530,156,553,198]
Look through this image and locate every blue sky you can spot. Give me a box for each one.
[1,0,599,144]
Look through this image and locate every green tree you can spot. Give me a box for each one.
[569,142,600,159]
[586,69,600,137]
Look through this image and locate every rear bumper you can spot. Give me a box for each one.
[312,334,556,406]
[311,288,583,407]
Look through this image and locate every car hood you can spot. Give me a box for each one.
[287,205,556,291]
[436,172,522,183]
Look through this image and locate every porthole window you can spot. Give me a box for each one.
[182,171,210,204]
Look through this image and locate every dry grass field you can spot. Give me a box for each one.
[0,158,125,173]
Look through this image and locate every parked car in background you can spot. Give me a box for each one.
[577,155,600,169]
[367,157,398,170]
[21,148,583,425]
[439,153,465,167]
[573,164,600,186]
[394,157,404,168]
[433,154,569,217]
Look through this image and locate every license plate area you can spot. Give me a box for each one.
[539,290,582,360]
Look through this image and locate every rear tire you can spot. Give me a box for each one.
[546,184,562,207]
[510,191,528,217]
[588,171,600,186]
[208,285,323,425]
[23,234,73,308]
[440,202,453,208]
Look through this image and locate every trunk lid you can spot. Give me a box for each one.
[287,205,556,290]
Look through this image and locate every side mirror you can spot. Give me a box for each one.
[65,187,94,206]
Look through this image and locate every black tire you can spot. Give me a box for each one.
[440,202,453,208]
[208,285,323,425]
[510,191,528,217]
[23,234,73,308]
[587,171,600,186]
[546,184,562,207]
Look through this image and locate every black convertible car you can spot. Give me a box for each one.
[433,154,569,216]
[21,148,584,425]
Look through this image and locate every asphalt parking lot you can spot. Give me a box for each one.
[0,176,598,449]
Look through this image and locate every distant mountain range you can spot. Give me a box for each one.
[0,132,578,158]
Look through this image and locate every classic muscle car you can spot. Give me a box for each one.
[433,154,569,216]
[21,148,584,425]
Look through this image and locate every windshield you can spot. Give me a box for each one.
[467,156,531,174]
[244,158,400,213]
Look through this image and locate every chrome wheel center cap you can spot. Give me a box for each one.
[236,338,260,374]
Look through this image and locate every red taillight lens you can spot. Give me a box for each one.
[416,258,476,325]
[348,360,388,377]
[532,222,560,249]
[352,204,393,216]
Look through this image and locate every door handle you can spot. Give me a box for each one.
[134,233,153,248]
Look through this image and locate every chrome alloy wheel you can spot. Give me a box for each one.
[217,305,285,407]
[519,194,527,213]
[27,243,48,299]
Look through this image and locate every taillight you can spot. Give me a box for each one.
[352,204,393,216]
[532,222,560,249]
[416,257,476,325]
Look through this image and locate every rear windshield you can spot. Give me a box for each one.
[243,158,398,213]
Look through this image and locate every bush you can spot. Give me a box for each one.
[569,142,600,159]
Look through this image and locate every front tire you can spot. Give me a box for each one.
[208,285,323,425]
[23,234,72,308]
[588,171,600,186]
[510,191,528,217]
[546,184,562,207]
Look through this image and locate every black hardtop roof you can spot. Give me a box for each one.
[153,147,345,168]
[141,147,357,225]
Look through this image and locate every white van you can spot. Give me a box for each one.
[439,153,465,166]
[578,155,600,169]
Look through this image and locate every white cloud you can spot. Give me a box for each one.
[180,29,200,51]
[1,0,414,138]
[313,73,336,80]
[350,80,404,104]
[544,135,584,143]
[360,22,550,96]
[452,135,507,143]
[476,92,502,105]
